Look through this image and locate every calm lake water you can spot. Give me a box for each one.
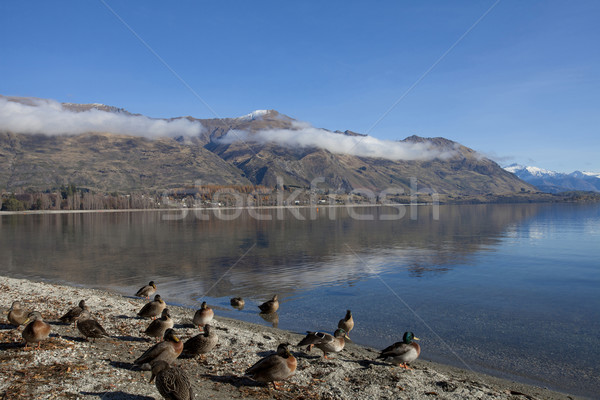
[1,203,599,397]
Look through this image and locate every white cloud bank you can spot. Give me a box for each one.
[218,121,457,161]
[0,97,203,137]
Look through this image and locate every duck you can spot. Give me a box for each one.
[7,301,30,327]
[134,328,183,370]
[192,301,214,328]
[150,360,193,400]
[181,323,218,358]
[138,294,166,319]
[77,309,110,342]
[377,331,421,369]
[144,308,174,342]
[60,299,87,325]
[258,295,279,314]
[297,328,350,359]
[230,297,245,309]
[337,310,354,336]
[22,311,51,350]
[245,343,296,389]
[135,281,157,299]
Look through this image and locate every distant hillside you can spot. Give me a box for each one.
[0,96,536,195]
[504,164,600,193]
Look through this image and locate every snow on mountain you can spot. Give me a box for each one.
[582,171,600,179]
[504,164,558,177]
[237,110,270,121]
[504,164,600,193]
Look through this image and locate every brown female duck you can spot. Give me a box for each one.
[134,328,183,370]
[150,360,193,400]
[297,328,350,359]
[22,311,51,350]
[258,295,279,314]
[138,294,166,319]
[60,299,87,325]
[181,323,218,358]
[192,301,214,328]
[144,308,174,342]
[77,309,110,342]
[245,343,296,389]
[135,281,157,299]
[7,301,30,327]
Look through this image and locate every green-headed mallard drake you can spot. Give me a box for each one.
[150,360,193,400]
[22,311,51,350]
[258,295,279,314]
[192,301,214,328]
[134,328,183,370]
[181,323,218,358]
[377,331,421,369]
[77,309,110,342]
[136,281,157,299]
[337,310,354,336]
[7,301,30,327]
[245,343,296,389]
[60,299,87,325]
[144,308,174,342]
[138,294,166,320]
[230,297,245,309]
[297,328,349,359]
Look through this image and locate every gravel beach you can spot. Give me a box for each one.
[0,275,581,400]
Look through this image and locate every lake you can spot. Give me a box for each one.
[1,203,599,397]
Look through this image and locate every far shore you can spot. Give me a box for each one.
[0,275,584,399]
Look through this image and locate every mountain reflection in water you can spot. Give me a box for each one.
[1,203,599,397]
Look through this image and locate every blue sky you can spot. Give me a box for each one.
[1,1,598,172]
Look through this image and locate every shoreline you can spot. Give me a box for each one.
[0,275,582,399]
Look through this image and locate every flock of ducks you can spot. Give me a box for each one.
[5,281,421,400]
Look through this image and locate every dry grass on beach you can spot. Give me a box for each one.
[0,276,579,400]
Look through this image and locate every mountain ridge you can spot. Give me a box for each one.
[503,164,600,193]
[0,95,536,195]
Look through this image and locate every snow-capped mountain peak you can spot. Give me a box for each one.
[503,164,558,177]
[237,110,270,121]
[503,164,600,193]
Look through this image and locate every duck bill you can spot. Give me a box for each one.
[344,334,352,342]
[413,337,420,341]
[149,372,156,383]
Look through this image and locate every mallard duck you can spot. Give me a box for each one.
[181,323,218,358]
[258,295,279,314]
[138,294,166,319]
[245,343,296,389]
[134,328,183,370]
[144,308,174,342]
[136,281,157,299]
[230,297,245,309]
[22,311,51,350]
[77,309,110,342]
[297,328,349,359]
[337,310,354,336]
[7,301,30,327]
[192,301,214,328]
[377,331,421,369]
[150,360,193,400]
[60,300,87,325]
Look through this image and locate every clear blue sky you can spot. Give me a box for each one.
[1,1,598,172]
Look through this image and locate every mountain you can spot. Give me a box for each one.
[504,164,600,193]
[0,95,536,196]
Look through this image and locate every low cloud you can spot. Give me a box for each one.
[0,97,203,137]
[218,121,457,161]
